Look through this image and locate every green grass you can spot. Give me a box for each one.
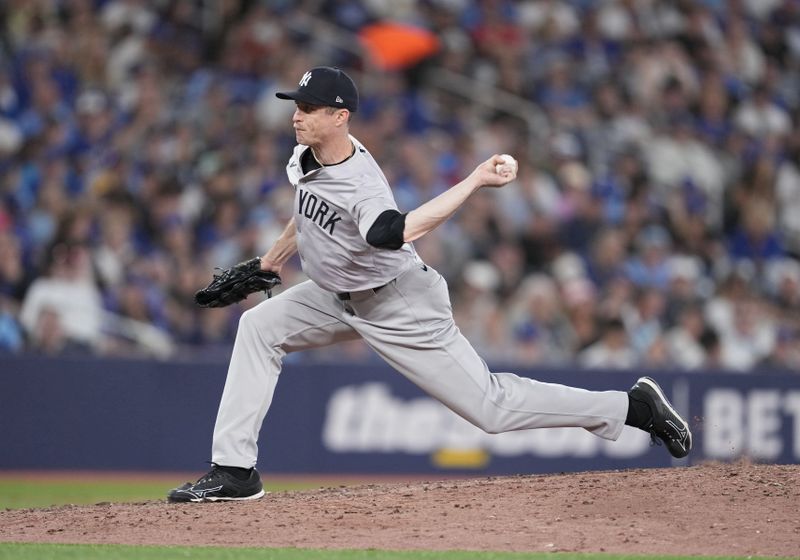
[0,544,783,560]
[0,479,333,510]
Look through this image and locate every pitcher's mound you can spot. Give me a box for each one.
[1,461,798,556]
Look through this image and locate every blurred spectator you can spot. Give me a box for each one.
[663,254,707,324]
[597,274,635,323]
[758,327,800,371]
[623,287,666,358]
[719,15,767,86]
[0,299,23,352]
[694,73,733,148]
[536,56,591,127]
[665,304,708,370]
[585,227,626,290]
[509,274,573,365]
[27,305,88,356]
[641,333,671,369]
[19,241,103,353]
[629,41,698,113]
[733,83,791,139]
[645,115,725,227]
[578,317,637,369]
[0,230,28,304]
[469,1,526,93]
[451,260,511,363]
[556,161,603,255]
[560,276,600,353]
[713,291,777,371]
[0,227,27,353]
[623,224,672,289]
[766,258,800,318]
[774,131,800,253]
[699,325,724,370]
[727,197,784,268]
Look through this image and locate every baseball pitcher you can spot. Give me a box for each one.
[168,67,691,502]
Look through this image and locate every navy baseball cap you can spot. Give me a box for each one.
[276,66,359,112]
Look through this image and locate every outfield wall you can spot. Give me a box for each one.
[1,355,798,474]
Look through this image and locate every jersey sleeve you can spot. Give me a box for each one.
[349,175,401,240]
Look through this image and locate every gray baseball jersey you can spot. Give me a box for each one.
[210,136,629,470]
[288,136,417,292]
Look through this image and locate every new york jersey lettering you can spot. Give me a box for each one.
[298,188,342,235]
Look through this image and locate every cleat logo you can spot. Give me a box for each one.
[666,419,688,441]
[180,485,224,499]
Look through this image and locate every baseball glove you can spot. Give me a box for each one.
[194,257,281,308]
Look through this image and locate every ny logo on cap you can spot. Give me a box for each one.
[299,71,312,87]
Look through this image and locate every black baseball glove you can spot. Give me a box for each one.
[194,257,281,308]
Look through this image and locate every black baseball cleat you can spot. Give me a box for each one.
[167,465,265,503]
[628,376,692,458]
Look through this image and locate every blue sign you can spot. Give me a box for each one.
[1,356,797,473]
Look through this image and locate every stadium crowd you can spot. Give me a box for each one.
[1,0,800,372]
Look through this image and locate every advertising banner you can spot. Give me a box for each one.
[1,356,797,473]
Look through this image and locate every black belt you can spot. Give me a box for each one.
[336,282,389,301]
[336,265,426,301]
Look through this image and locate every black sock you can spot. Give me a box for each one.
[217,465,253,480]
[625,394,653,429]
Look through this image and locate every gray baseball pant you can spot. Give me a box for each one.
[212,264,628,468]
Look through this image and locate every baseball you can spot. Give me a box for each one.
[495,154,518,178]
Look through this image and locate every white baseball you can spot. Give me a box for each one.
[495,154,518,178]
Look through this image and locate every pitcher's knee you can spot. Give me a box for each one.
[467,414,506,435]
[237,306,281,345]
[237,307,260,332]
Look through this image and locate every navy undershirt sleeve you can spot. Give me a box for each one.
[300,148,321,174]
[366,210,407,250]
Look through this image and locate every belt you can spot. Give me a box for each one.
[336,265,427,301]
[336,282,389,301]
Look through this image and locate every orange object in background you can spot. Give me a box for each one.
[358,22,441,70]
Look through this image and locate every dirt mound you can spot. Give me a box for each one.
[1,462,798,557]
